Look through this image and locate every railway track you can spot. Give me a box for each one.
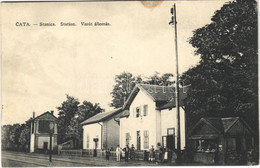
[2,156,49,167]
[2,151,90,167]
[2,151,156,167]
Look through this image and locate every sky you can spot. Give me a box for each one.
[1,0,229,125]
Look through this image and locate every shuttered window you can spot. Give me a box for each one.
[143,105,148,116]
[86,134,90,148]
[136,107,140,118]
[143,130,149,149]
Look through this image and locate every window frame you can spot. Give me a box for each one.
[143,105,148,116]
[86,134,90,148]
[167,128,175,135]
[162,136,167,147]
[143,130,149,149]
[136,107,141,118]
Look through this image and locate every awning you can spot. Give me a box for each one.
[189,135,219,140]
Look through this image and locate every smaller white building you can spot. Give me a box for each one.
[81,108,122,151]
[116,84,188,151]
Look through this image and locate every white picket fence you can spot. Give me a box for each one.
[59,149,146,160]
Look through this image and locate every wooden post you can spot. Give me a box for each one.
[49,133,52,162]
[172,3,181,162]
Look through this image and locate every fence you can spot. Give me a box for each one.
[59,149,146,160]
[59,149,83,156]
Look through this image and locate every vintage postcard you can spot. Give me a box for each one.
[1,0,258,167]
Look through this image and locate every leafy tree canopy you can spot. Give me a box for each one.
[182,0,258,131]
[110,72,175,108]
[57,95,104,144]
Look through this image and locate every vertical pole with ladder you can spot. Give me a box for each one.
[169,3,181,163]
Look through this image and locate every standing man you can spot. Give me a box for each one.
[106,148,111,161]
[125,144,130,162]
[149,145,155,162]
[130,144,135,160]
[116,145,121,162]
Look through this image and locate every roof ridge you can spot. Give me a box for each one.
[81,108,122,125]
[138,84,174,88]
[221,117,239,120]
[205,117,239,120]
[34,111,57,120]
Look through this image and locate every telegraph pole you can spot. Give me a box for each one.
[169,3,181,163]
[49,122,54,162]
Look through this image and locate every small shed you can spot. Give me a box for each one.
[189,117,255,165]
[30,111,58,153]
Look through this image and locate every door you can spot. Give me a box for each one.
[43,142,48,153]
[137,131,141,150]
[166,135,175,150]
[167,128,175,150]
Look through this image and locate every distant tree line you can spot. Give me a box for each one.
[2,118,32,152]
[1,95,103,151]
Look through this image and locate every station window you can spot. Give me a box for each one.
[167,128,175,135]
[143,130,149,149]
[162,136,167,147]
[143,105,148,116]
[86,134,89,148]
[136,107,140,118]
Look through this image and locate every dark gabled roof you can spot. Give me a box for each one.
[156,88,188,110]
[190,117,255,137]
[80,108,122,126]
[123,84,189,110]
[139,84,175,101]
[205,117,238,133]
[114,110,129,118]
[34,111,57,120]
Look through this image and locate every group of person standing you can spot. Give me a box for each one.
[148,145,177,164]
[106,144,136,162]
[105,144,177,164]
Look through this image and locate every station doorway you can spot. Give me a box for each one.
[162,128,175,150]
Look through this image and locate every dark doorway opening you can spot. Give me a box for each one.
[43,142,48,153]
[167,135,175,150]
[137,131,141,150]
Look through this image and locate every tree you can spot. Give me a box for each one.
[19,118,33,151]
[110,72,175,108]
[19,125,29,151]
[65,101,104,147]
[77,101,104,122]
[57,95,80,143]
[57,94,104,146]
[182,0,258,132]
[146,72,174,86]
[1,125,12,150]
[2,122,31,151]
[110,72,142,108]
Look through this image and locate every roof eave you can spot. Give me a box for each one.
[33,112,58,120]
[81,120,103,126]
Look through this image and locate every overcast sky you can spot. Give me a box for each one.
[1,0,229,125]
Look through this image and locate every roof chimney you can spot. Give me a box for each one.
[50,110,54,115]
[33,112,35,118]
